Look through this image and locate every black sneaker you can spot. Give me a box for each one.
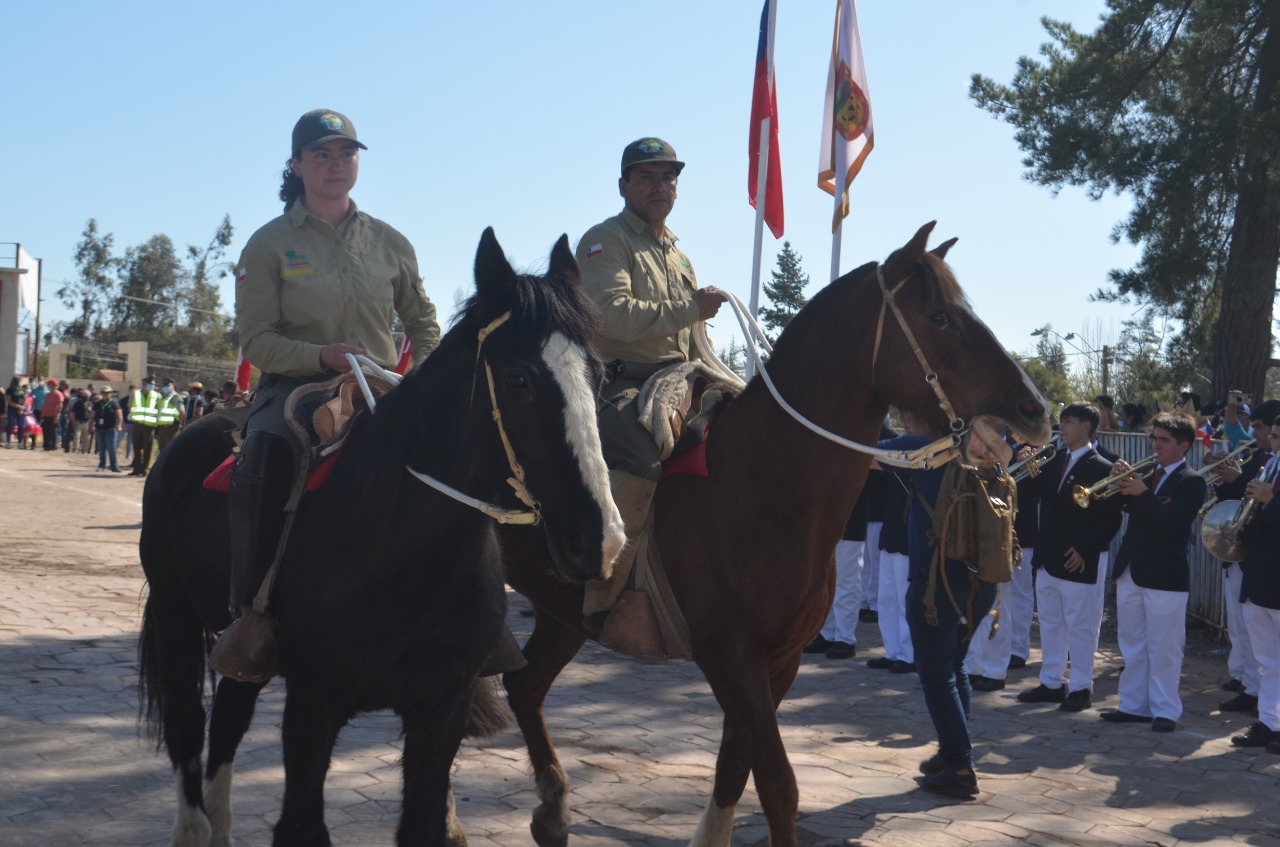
[803,635,833,654]
[916,767,979,798]
[918,752,944,775]
[825,641,856,659]
[866,656,895,670]
[1219,692,1259,713]
[1059,689,1092,712]
[1017,683,1066,704]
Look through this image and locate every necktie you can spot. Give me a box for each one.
[1058,456,1071,491]
[1150,466,1166,493]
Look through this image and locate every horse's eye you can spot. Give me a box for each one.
[507,373,529,390]
[930,312,950,328]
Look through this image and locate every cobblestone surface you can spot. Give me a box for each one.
[1,445,1277,845]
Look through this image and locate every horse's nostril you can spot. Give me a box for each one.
[1020,399,1044,417]
[562,531,590,564]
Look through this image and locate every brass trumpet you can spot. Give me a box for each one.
[1197,442,1255,486]
[1072,455,1158,509]
[1010,439,1059,482]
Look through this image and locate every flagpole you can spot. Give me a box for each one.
[830,218,842,283]
[745,0,779,381]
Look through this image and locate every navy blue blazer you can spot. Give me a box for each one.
[1019,449,1123,584]
[1239,460,1280,609]
[1113,462,1207,592]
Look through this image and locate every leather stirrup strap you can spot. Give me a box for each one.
[249,446,313,615]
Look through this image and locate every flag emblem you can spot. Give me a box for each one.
[320,113,345,131]
[835,62,871,141]
[282,250,315,278]
[586,244,604,258]
[236,267,247,285]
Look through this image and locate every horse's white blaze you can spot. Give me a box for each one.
[171,768,212,847]
[688,800,735,847]
[543,333,626,564]
[203,762,234,845]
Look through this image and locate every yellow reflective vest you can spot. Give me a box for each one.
[130,390,159,427]
[156,393,183,426]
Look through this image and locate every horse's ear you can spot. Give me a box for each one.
[881,221,938,278]
[474,227,517,316]
[547,234,580,287]
[930,237,958,261]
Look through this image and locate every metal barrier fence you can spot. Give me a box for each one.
[1096,431,1226,632]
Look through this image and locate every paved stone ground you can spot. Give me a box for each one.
[2,444,1279,846]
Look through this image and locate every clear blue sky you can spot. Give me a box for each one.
[5,0,1141,371]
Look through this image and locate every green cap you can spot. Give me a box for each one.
[621,137,684,177]
[292,109,367,156]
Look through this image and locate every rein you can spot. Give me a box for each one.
[346,315,541,526]
[720,263,963,470]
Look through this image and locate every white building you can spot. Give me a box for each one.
[0,243,41,386]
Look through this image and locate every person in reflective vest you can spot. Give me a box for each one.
[129,377,161,477]
[154,378,186,455]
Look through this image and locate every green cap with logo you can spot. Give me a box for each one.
[621,137,684,177]
[292,109,368,156]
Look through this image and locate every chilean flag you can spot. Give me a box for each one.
[235,350,253,393]
[394,336,413,376]
[749,0,784,238]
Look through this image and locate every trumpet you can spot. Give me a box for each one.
[1072,455,1159,509]
[1197,441,1255,486]
[1010,439,1059,482]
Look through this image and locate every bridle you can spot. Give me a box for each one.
[721,262,966,469]
[348,312,542,526]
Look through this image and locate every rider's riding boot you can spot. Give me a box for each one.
[209,432,294,683]
[583,470,657,638]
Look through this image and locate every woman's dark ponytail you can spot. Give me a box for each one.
[279,158,304,211]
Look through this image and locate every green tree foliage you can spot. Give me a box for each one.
[109,234,184,340]
[718,338,748,379]
[760,241,810,342]
[1109,310,1196,416]
[56,219,117,339]
[1018,326,1074,415]
[971,1,1280,401]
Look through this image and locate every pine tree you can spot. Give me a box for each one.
[760,241,810,342]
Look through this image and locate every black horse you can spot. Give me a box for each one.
[138,229,625,847]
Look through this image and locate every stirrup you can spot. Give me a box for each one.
[209,606,279,683]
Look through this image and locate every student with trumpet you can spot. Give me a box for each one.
[1100,413,1207,732]
[1012,403,1123,711]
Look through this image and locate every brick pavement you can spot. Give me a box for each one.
[1,444,1278,846]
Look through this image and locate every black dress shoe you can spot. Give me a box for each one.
[1017,683,1066,703]
[859,608,879,623]
[1100,709,1153,723]
[803,635,833,654]
[1220,692,1259,712]
[1222,677,1245,692]
[1231,721,1280,747]
[866,656,895,670]
[888,660,917,674]
[916,768,979,798]
[825,641,856,659]
[1007,655,1028,670]
[1059,689,1092,712]
[1152,717,1177,733]
[970,676,1006,692]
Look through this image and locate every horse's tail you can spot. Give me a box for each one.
[137,594,166,746]
[464,677,512,738]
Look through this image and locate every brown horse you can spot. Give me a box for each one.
[499,222,1050,847]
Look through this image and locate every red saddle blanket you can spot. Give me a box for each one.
[203,447,343,494]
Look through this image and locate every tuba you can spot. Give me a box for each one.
[1201,458,1280,563]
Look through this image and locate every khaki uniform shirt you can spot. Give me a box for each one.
[576,208,705,365]
[236,200,440,378]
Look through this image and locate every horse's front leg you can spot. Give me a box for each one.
[502,613,587,847]
[398,684,474,846]
[204,676,267,847]
[274,690,345,847]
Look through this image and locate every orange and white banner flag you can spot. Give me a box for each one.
[818,0,874,232]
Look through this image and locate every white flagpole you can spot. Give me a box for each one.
[745,0,779,381]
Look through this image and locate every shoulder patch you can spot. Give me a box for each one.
[586,244,604,259]
[236,266,247,285]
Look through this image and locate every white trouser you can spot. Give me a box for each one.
[1115,569,1187,721]
[1224,564,1259,695]
[876,551,913,663]
[820,540,865,645]
[1035,570,1104,692]
[965,547,1033,680]
[861,523,882,611]
[1242,601,1280,732]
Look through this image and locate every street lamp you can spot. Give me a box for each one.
[1030,328,1115,394]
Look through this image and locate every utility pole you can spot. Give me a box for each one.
[1101,344,1114,395]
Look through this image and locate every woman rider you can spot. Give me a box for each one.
[210,109,441,682]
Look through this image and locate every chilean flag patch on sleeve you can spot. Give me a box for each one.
[586,244,603,258]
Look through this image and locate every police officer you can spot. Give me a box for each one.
[576,137,727,638]
[154,378,185,454]
[128,377,160,476]
[211,109,440,682]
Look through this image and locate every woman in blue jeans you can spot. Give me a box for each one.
[92,387,124,472]
[878,419,1003,798]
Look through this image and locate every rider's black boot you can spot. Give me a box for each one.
[209,432,293,683]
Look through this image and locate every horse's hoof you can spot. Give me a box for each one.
[530,815,569,847]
